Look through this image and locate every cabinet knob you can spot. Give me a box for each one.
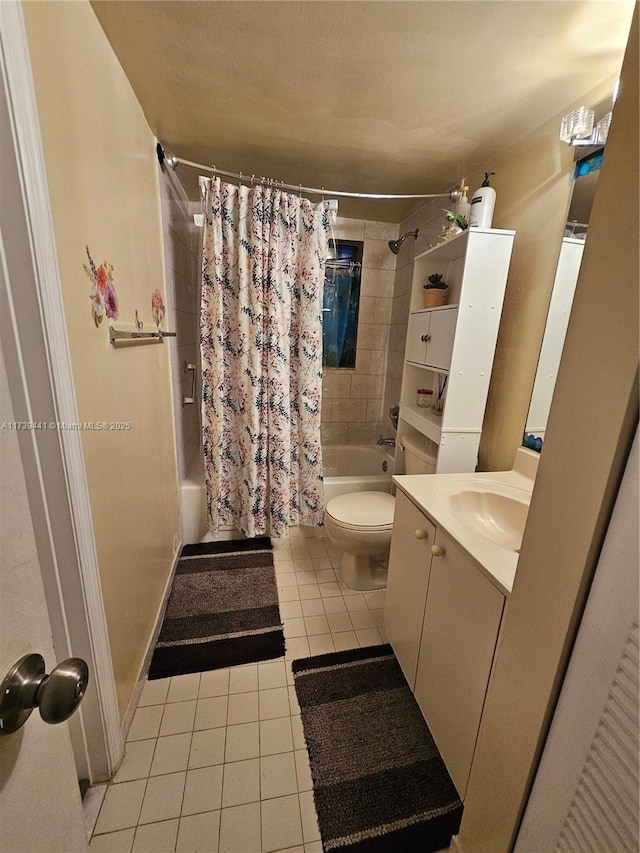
[431,544,445,557]
[420,334,431,343]
[414,528,429,540]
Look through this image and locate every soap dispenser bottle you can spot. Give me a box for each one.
[470,172,496,228]
[455,186,471,224]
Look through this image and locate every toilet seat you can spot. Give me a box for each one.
[325,492,395,532]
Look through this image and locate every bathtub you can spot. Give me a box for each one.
[180,444,395,542]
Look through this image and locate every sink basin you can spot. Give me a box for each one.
[433,479,531,552]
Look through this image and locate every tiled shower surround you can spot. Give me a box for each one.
[159,174,447,453]
[321,217,399,445]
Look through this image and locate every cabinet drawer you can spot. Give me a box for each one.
[384,491,436,688]
[414,526,505,798]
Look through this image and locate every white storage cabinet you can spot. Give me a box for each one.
[398,228,515,474]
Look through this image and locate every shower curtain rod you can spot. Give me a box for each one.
[157,143,457,202]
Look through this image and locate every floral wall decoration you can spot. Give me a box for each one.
[151,289,166,329]
[83,246,119,327]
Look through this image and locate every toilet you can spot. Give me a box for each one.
[324,434,437,590]
[324,491,396,590]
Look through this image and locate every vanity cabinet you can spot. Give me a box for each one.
[397,228,515,473]
[385,489,506,800]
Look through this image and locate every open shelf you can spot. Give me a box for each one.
[399,403,442,445]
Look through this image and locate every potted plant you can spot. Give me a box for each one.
[423,272,448,307]
[441,209,469,242]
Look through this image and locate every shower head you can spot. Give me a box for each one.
[388,229,419,254]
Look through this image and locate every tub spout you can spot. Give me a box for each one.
[377,436,396,447]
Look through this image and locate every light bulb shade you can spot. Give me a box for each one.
[559,107,595,143]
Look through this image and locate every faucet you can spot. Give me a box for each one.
[377,436,396,447]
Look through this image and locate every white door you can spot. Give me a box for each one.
[515,428,639,852]
[0,0,122,799]
[0,354,89,852]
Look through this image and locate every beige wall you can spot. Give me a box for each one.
[458,13,638,851]
[23,1,180,717]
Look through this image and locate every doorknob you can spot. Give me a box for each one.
[0,653,89,735]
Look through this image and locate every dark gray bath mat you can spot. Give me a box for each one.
[292,644,463,852]
[148,538,285,679]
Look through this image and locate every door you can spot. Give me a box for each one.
[406,312,431,364]
[0,0,122,793]
[414,526,505,798]
[0,351,88,852]
[425,307,458,371]
[385,490,435,688]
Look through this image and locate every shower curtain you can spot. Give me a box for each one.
[201,177,329,538]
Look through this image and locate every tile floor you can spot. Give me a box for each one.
[89,529,388,853]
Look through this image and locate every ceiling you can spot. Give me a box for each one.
[91,0,633,221]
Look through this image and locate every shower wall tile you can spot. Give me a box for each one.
[321,423,349,445]
[360,268,395,299]
[159,167,201,490]
[334,217,365,241]
[363,239,398,272]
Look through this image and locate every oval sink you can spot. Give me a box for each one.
[449,490,529,551]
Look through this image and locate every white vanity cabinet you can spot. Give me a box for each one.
[398,228,515,473]
[384,488,507,800]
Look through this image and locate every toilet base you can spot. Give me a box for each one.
[340,552,388,591]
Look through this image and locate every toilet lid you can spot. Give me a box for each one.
[326,491,395,530]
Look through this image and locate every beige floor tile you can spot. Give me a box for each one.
[199,668,230,698]
[363,589,386,609]
[261,794,303,852]
[332,631,359,651]
[113,740,155,783]
[260,752,298,800]
[284,637,310,660]
[311,555,333,570]
[182,765,224,816]
[318,582,342,598]
[167,673,201,703]
[257,660,287,690]
[321,596,347,614]
[132,819,179,853]
[139,772,186,824]
[326,612,353,633]
[176,810,221,853]
[160,700,197,737]
[314,568,336,583]
[294,750,312,793]
[300,598,325,617]
[303,615,330,636]
[194,696,228,731]
[290,716,306,751]
[288,686,301,716]
[218,802,261,853]
[224,722,260,762]
[349,609,375,630]
[89,827,135,853]
[308,634,335,656]
[189,727,226,769]
[298,584,321,600]
[127,706,163,742]
[259,717,293,756]
[150,733,192,776]
[279,600,303,619]
[259,687,291,720]
[299,791,321,843]
[226,691,259,725]
[277,572,298,589]
[356,627,383,647]
[137,679,170,707]
[228,664,258,694]
[278,586,301,602]
[284,617,306,639]
[93,780,146,835]
[221,758,260,808]
[344,593,368,612]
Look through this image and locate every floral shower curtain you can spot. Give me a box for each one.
[201,177,329,538]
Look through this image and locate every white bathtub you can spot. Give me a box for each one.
[322,444,394,502]
[180,444,395,542]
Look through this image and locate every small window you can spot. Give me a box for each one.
[322,239,363,369]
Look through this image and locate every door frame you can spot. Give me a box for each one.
[0,2,123,782]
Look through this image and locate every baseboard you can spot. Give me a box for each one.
[448,834,465,853]
[120,535,183,739]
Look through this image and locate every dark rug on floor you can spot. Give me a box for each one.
[148,538,285,679]
[292,644,463,853]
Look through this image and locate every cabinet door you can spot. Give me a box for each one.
[405,312,430,365]
[414,527,505,798]
[384,490,436,689]
[425,307,458,371]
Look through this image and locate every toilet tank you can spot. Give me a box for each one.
[401,434,437,475]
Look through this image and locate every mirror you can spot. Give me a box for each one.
[523,138,606,451]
